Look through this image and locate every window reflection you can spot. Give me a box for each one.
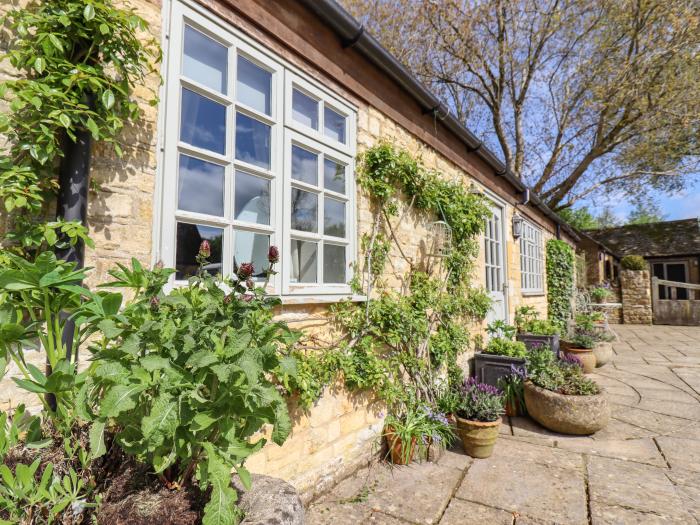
[176,222,223,279]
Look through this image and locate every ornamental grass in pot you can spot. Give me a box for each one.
[524,347,609,435]
[498,365,527,417]
[454,378,504,459]
[383,401,455,465]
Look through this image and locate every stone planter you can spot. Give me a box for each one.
[561,342,596,373]
[523,381,609,435]
[473,353,526,387]
[516,333,560,357]
[593,341,613,367]
[455,416,501,458]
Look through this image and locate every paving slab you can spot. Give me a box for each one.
[656,435,700,472]
[586,455,692,521]
[438,499,515,525]
[455,453,587,525]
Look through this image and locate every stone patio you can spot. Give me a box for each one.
[306,325,700,524]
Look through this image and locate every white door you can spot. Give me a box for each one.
[485,204,507,324]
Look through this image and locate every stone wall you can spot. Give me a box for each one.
[621,269,653,324]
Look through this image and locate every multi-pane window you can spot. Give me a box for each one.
[520,221,544,293]
[159,3,356,295]
[484,211,503,293]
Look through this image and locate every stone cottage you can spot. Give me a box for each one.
[0,0,580,500]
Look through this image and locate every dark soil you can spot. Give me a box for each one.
[2,423,207,525]
[91,441,207,525]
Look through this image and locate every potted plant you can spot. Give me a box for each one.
[574,313,614,367]
[514,306,561,356]
[474,321,528,387]
[589,286,611,304]
[383,401,454,465]
[524,347,609,435]
[561,334,597,373]
[454,378,504,458]
[497,365,527,416]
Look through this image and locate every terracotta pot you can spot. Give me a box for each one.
[561,343,597,373]
[455,416,501,458]
[593,341,613,367]
[504,399,520,417]
[384,426,416,465]
[523,381,609,435]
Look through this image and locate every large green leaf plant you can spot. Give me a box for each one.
[79,246,299,524]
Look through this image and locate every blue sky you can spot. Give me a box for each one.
[577,179,700,223]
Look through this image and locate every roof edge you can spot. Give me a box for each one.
[297,0,579,242]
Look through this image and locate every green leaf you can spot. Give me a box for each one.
[101,90,115,110]
[99,23,110,35]
[186,350,219,371]
[58,113,71,128]
[235,465,252,491]
[12,378,47,394]
[99,384,145,418]
[89,420,107,458]
[84,4,96,21]
[140,355,171,372]
[98,319,122,339]
[271,400,291,446]
[191,412,217,432]
[85,117,100,139]
[34,57,46,74]
[142,395,178,450]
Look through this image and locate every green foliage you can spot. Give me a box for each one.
[0,0,159,253]
[359,142,491,286]
[621,255,646,271]
[589,286,611,301]
[569,334,596,349]
[526,347,599,395]
[0,251,116,426]
[546,239,575,327]
[514,306,561,336]
[497,366,527,415]
[484,338,528,358]
[80,258,298,524]
[558,207,600,230]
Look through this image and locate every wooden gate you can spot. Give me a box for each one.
[652,277,700,326]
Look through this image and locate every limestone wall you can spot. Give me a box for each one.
[621,270,653,324]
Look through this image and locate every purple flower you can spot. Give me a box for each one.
[237,262,255,280]
[199,240,211,258]
[561,352,583,368]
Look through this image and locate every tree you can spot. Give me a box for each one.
[341,0,700,211]
[627,200,665,225]
[557,207,600,230]
[596,207,621,229]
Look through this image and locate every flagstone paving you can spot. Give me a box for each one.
[306,325,700,524]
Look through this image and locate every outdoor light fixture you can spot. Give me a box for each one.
[429,220,452,258]
[512,213,524,239]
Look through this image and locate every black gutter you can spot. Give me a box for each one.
[298,0,580,242]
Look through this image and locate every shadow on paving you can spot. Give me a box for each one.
[306,325,700,525]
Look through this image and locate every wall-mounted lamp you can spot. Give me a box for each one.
[512,213,524,239]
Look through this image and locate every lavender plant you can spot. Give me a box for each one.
[456,378,504,422]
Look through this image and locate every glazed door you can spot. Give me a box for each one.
[485,204,507,324]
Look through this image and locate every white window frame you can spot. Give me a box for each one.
[156,0,357,298]
[520,220,544,294]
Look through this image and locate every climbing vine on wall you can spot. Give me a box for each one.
[286,143,493,411]
[0,0,159,255]
[546,239,575,327]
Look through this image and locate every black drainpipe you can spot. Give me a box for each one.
[50,97,93,410]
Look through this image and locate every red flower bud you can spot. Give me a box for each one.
[242,294,253,303]
[199,240,211,258]
[246,278,255,290]
[237,262,255,280]
[150,296,160,310]
[268,245,279,264]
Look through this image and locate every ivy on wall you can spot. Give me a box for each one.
[286,143,493,410]
[546,239,575,327]
[0,0,159,254]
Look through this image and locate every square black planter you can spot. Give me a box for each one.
[473,353,526,387]
[517,334,560,357]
